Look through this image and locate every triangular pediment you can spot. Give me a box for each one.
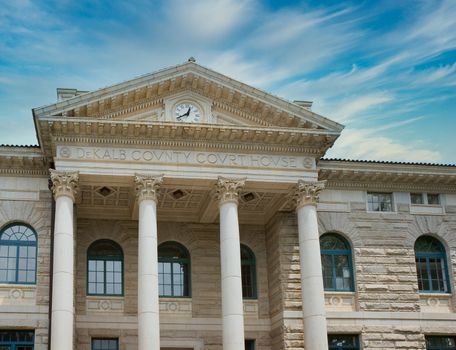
[33,61,343,133]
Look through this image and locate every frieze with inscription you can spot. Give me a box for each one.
[57,146,315,170]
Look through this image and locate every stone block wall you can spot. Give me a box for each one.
[75,219,271,349]
[0,178,52,350]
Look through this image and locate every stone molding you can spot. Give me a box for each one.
[214,176,246,206]
[49,169,79,201]
[134,174,163,203]
[294,180,326,209]
[0,147,48,176]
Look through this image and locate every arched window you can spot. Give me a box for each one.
[320,233,354,291]
[0,223,37,284]
[87,240,123,295]
[415,235,450,293]
[158,241,190,297]
[241,244,257,299]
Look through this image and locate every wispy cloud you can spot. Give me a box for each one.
[326,126,441,162]
[0,0,454,162]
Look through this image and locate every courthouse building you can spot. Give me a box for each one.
[1,60,456,350]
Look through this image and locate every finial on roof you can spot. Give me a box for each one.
[188,57,196,62]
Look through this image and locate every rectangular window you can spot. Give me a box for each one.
[245,339,255,350]
[426,336,456,349]
[0,330,34,349]
[367,192,393,212]
[328,334,359,350]
[92,338,118,350]
[411,193,424,204]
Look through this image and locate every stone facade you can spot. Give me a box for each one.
[1,62,455,349]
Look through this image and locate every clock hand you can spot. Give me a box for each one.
[184,107,191,117]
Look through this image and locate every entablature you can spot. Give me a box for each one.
[37,118,338,160]
[319,159,456,193]
[0,146,48,176]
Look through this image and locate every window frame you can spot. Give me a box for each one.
[426,336,456,350]
[245,339,255,350]
[241,244,257,299]
[158,241,191,298]
[0,330,35,349]
[415,236,451,293]
[86,239,124,297]
[0,222,38,285]
[411,193,424,205]
[328,334,360,350]
[367,192,394,212]
[91,337,119,350]
[320,233,354,292]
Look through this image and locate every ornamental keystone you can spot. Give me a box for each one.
[215,176,246,205]
[294,180,326,209]
[135,174,164,203]
[49,169,79,201]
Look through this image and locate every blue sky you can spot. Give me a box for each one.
[0,0,455,163]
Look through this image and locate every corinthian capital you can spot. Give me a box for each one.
[135,174,163,203]
[294,180,326,209]
[49,169,79,201]
[215,176,246,206]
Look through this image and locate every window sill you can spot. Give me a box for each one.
[410,205,445,215]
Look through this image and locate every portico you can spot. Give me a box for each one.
[35,60,343,350]
[48,167,328,349]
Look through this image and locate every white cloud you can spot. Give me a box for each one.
[163,0,255,40]
[335,93,393,123]
[326,127,441,162]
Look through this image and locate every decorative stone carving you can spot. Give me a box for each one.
[134,174,163,203]
[214,176,246,205]
[159,298,192,316]
[293,180,326,209]
[86,296,124,313]
[49,169,79,201]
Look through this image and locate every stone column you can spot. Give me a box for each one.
[49,170,79,350]
[215,177,246,350]
[135,174,163,350]
[294,180,328,350]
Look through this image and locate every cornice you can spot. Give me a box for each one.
[319,160,456,192]
[324,180,456,193]
[38,118,337,157]
[0,147,49,176]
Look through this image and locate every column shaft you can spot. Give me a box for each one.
[216,177,246,350]
[49,170,78,350]
[220,201,245,350]
[138,198,160,350]
[135,174,162,350]
[295,181,328,350]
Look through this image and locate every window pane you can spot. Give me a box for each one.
[92,337,119,350]
[427,194,440,205]
[328,334,359,350]
[367,192,393,212]
[321,254,334,289]
[411,193,423,204]
[426,336,456,349]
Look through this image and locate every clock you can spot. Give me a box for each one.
[175,103,201,123]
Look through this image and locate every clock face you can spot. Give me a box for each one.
[175,103,201,123]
